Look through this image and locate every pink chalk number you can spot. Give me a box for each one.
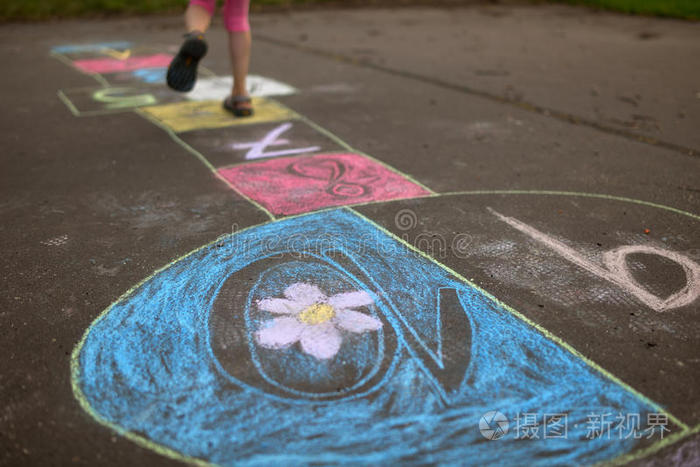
[219,153,431,216]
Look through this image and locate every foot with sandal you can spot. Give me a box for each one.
[167,0,254,118]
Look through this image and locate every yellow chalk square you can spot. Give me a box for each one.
[140,98,298,133]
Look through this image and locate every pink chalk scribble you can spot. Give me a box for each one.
[218,153,431,215]
[72,54,173,74]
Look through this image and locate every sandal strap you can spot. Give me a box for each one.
[184,30,205,40]
[232,95,252,104]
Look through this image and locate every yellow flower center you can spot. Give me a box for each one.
[298,303,335,325]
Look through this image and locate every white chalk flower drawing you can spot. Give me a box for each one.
[254,282,383,360]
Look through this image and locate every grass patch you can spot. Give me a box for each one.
[553,0,700,19]
[1,0,185,20]
[2,0,698,21]
[0,0,336,21]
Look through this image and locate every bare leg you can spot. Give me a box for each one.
[185,3,212,33]
[228,30,252,100]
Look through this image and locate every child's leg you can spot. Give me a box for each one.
[222,0,253,116]
[228,31,251,98]
[186,1,215,33]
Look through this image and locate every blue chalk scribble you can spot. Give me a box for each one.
[131,67,166,84]
[52,42,132,54]
[75,208,656,465]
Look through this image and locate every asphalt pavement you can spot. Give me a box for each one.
[1,4,699,465]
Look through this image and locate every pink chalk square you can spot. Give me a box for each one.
[218,153,431,216]
[72,54,173,74]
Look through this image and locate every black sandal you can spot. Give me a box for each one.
[166,32,208,93]
[223,95,254,117]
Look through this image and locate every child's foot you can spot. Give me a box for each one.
[223,95,254,117]
[166,31,208,92]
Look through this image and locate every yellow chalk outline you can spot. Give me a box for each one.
[297,114,436,194]
[439,190,700,221]
[605,422,700,466]
[70,228,241,467]
[57,90,80,117]
[101,47,132,60]
[135,107,276,221]
[51,51,111,87]
[238,189,697,222]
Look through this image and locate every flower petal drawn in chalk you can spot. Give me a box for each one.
[254,282,382,360]
[284,282,326,307]
[334,309,383,334]
[256,317,305,348]
[258,298,305,315]
[328,290,374,309]
[299,322,342,360]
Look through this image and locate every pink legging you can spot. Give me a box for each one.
[190,0,250,32]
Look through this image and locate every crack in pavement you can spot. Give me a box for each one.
[256,33,699,159]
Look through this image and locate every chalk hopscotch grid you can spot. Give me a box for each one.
[51,49,219,118]
[51,45,435,199]
[135,102,435,219]
[133,99,436,218]
[52,46,435,208]
[52,42,698,465]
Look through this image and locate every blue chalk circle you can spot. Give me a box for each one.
[74,208,658,465]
